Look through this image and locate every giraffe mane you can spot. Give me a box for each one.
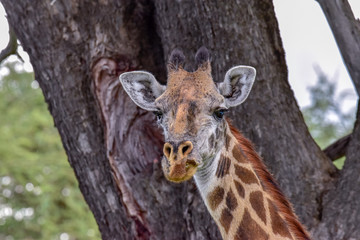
[227,120,311,240]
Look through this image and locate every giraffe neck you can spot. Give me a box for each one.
[194,122,310,240]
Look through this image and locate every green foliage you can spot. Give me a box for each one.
[302,68,356,169]
[0,62,100,240]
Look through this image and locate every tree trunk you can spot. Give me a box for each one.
[313,0,360,238]
[1,0,358,239]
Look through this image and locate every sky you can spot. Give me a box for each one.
[273,0,359,109]
[0,1,359,109]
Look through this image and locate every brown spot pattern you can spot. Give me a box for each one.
[226,188,238,211]
[232,145,247,163]
[215,154,231,178]
[234,180,245,198]
[235,209,269,240]
[207,186,225,211]
[250,191,266,224]
[220,208,233,233]
[234,165,259,185]
[268,199,292,238]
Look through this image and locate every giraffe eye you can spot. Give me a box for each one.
[153,110,163,121]
[213,109,227,120]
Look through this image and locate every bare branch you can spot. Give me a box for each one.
[316,0,360,96]
[323,134,351,161]
[0,22,18,65]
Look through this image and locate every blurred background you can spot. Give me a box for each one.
[0,0,359,239]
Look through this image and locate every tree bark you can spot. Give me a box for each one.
[1,0,218,239]
[1,0,359,239]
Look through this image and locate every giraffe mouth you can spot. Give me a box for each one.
[164,158,199,183]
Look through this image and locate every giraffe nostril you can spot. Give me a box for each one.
[163,143,173,159]
[165,146,171,156]
[180,141,193,156]
[182,146,189,155]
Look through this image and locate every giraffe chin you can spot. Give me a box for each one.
[164,159,198,183]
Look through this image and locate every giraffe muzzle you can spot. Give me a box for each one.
[162,141,198,182]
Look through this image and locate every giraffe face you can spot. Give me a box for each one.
[154,68,227,182]
[120,48,256,183]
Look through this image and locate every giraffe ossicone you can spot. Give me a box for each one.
[119,47,310,240]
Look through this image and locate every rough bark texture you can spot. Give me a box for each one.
[1,0,359,239]
[1,1,218,239]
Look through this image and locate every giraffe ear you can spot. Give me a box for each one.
[119,71,166,111]
[218,66,256,107]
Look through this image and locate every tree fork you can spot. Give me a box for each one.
[323,134,351,161]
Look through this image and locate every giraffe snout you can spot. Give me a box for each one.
[162,141,198,182]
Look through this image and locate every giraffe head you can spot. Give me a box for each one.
[120,47,255,183]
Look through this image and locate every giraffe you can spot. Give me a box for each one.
[119,47,311,240]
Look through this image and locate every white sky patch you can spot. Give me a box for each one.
[349,0,360,19]
[273,0,359,109]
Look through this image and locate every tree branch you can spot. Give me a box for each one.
[313,2,360,235]
[0,23,18,64]
[316,0,360,95]
[313,105,360,239]
[323,134,351,161]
